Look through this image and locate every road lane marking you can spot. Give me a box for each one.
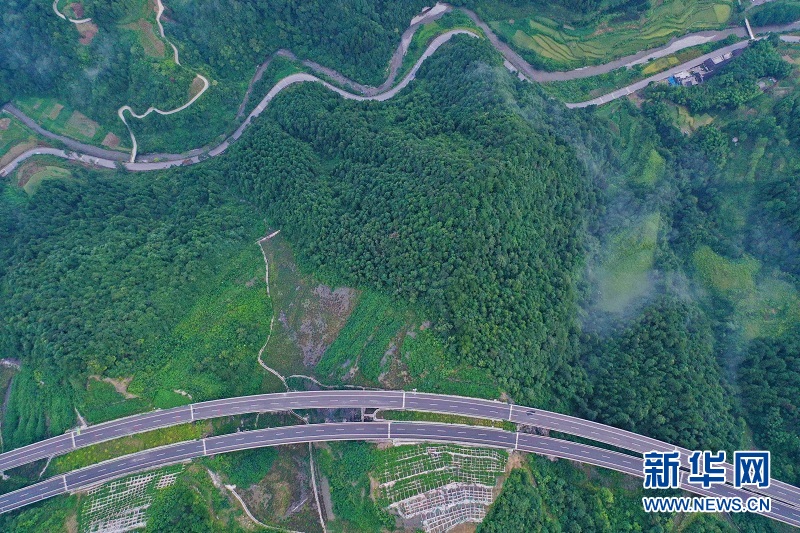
[515,432,519,450]
[508,403,513,420]
[190,404,194,421]
[388,422,392,439]
[70,431,76,449]
[202,439,207,456]
[402,391,406,410]
[62,476,68,491]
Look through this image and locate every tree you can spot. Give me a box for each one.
[145,483,212,533]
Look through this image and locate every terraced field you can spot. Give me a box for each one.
[490,0,733,69]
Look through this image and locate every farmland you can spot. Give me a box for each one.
[482,0,734,69]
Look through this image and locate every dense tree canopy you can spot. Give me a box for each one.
[145,483,212,533]
[220,38,590,408]
[583,299,739,450]
[750,1,800,26]
[0,171,263,447]
[738,332,800,485]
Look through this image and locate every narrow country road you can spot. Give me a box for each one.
[2,3,799,176]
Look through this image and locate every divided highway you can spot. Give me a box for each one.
[2,421,800,528]
[2,390,800,513]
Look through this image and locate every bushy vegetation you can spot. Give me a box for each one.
[316,442,394,531]
[316,291,407,384]
[145,481,212,533]
[205,447,278,488]
[480,456,674,532]
[0,169,265,448]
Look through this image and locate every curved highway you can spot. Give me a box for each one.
[0,421,799,528]
[1,390,800,513]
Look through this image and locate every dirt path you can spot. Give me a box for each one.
[52,0,91,24]
[116,0,210,161]
[50,0,209,162]
[256,231,290,390]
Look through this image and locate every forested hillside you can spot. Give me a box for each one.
[582,299,739,450]
[0,170,267,448]
[0,0,429,152]
[3,7,800,530]
[167,0,427,85]
[219,37,590,409]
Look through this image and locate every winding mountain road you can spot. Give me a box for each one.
[3,4,799,177]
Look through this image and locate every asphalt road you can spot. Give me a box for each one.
[2,390,800,512]
[1,421,798,528]
[4,13,799,177]
[565,40,752,108]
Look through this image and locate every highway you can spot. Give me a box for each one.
[0,421,798,527]
[1,390,800,512]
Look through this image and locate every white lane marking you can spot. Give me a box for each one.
[202,439,207,456]
[508,403,513,420]
[515,432,519,450]
[388,422,392,439]
[402,390,406,410]
[190,404,194,421]
[70,431,76,449]
[62,475,68,491]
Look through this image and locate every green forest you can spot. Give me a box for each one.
[219,37,590,410]
[1,2,800,531]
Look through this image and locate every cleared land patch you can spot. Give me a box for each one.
[259,233,358,376]
[76,20,98,45]
[122,18,166,58]
[313,289,499,399]
[0,114,40,166]
[21,165,72,195]
[189,75,206,98]
[636,148,666,186]
[693,245,759,301]
[65,110,99,139]
[101,131,121,148]
[15,97,126,149]
[595,212,661,313]
[693,246,800,339]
